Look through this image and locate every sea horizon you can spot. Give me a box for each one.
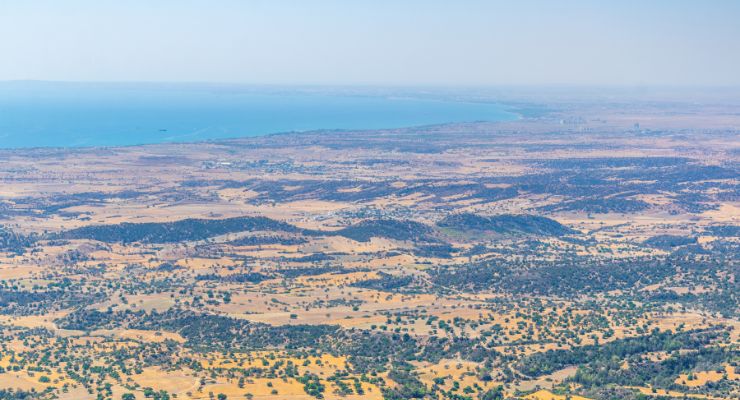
[0,81,519,149]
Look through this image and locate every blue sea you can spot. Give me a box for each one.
[0,82,517,148]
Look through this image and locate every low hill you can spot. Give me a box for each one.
[437,213,574,236]
[332,219,435,242]
[643,235,698,250]
[58,216,302,244]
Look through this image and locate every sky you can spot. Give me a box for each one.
[1,0,739,87]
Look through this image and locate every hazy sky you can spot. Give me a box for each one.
[1,0,739,86]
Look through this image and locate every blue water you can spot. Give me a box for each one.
[0,82,517,148]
